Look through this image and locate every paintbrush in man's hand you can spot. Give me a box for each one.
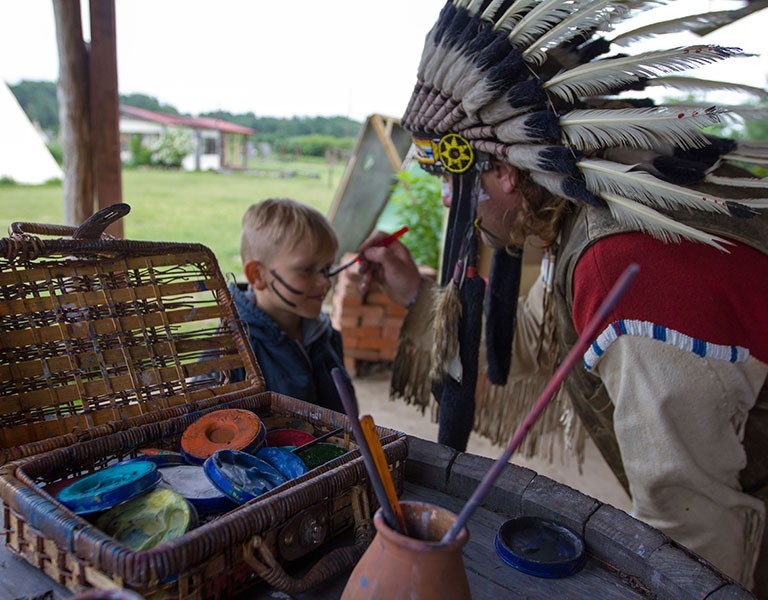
[328,226,409,277]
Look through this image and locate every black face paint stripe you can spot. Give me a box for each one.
[270,269,303,295]
[270,281,297,307]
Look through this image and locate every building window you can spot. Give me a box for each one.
[204,137,217,155]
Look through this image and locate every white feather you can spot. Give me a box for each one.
[611,10,743,47]
[578,159,762,214]
[544,45,743,103]
[467,0,486,15]
[647,77,768,99]
[669,103,768,123]
[523,0,624,65]
[560,106,721,151]
[493,0,539,32]
[507,0,578,47]
[480,0,509,21]
[600,192,733,251]
[705,174,768,190]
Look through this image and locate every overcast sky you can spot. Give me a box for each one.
[0,0,766,121]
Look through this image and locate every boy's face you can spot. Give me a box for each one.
[254,236,335,322]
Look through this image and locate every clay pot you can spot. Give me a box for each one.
[341,500,471,599]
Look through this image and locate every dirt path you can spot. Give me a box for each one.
[352,368,632,513]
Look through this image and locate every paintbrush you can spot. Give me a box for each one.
[359,414,407,535]
[441,263,640,544]
[328,226,409,277]
[331,368,403,533]
[290,426,345,455]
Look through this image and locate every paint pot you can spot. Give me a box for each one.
[56,461,160,515]
[341,501,470,600]
[70,589,145,600]
[203,449,288,505]
[494,516,586,578]
[181,409,266,464]
[255,446,308,480]
[158,464,236,516]
[260,415,315,434]
[137,447,186,466]
[95,488,195,551]
[266,428,315,448]
[295,442,347,470]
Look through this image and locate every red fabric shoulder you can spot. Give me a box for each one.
[571,232,768,364]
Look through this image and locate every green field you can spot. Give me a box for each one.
[0,158,345,280]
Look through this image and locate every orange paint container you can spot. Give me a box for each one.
[180,409,266,464]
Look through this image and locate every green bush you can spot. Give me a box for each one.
[286,135,355,158]
[129,135,153,167]
[388,163,443,269]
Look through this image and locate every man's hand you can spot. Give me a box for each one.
[358,230,422,306]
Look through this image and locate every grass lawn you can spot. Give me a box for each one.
[0,158,344,280]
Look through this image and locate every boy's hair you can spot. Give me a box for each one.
[240,198,338,264]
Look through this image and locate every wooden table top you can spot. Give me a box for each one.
[0,436,755,600]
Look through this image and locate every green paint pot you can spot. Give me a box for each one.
[296,443,347,470]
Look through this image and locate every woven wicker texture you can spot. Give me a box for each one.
[0,232,264,461]
[1,392,407,598]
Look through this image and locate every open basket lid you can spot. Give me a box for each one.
[0,203,265,464]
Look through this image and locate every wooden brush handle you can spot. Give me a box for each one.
[360,415,406,534]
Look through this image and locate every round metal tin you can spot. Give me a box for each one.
[56,461,160,515]
[203,449,287,505]
[494,517,586,578]
[158,464,235,515]
[181,409,266,464]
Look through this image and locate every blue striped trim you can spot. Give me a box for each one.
[583,319,750,371]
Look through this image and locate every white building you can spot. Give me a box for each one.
[119,105,255,171]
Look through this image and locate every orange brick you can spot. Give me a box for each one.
[346,348,381,361]
[379,347,397,362]
[364,291,391,306]
[343,295,363,307]
[358,336,389,350]
[385,304,407,317]
[351,326,382,338]
[383,316,404,328]
[339,315,359,328]
[356,305,385,319]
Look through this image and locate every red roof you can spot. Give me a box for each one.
[120,104,255,135]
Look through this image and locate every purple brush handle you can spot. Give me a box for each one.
[442,263,640,544]
[331,368,402,533]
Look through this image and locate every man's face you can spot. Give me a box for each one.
[440,166,522,249]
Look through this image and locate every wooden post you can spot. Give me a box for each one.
[89,0,123,237]
[53,0,93,226]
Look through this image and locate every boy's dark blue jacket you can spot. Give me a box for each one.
[229,283,346,413]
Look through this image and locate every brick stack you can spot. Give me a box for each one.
[330,253,434,376]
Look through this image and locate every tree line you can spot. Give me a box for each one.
[10,80,361,156]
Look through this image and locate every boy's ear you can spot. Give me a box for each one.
[244,260,268,290]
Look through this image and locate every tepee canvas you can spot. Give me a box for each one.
[0,81,62,185]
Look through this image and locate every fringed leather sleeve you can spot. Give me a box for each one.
[390,277,436,412]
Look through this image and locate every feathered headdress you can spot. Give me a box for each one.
[404,0,768,246]
[397,0,768,452]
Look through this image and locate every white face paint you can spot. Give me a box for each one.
[477,180,491,203]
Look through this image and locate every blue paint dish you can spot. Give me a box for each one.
[203,449,288,505]
[255,447,308,480]
[56,461,160,515]
[494,516,586,578]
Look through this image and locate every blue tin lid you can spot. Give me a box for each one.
[255,446,308,480]
[494,517,586,578]
[56,461,160,515]
[203,449,287,505]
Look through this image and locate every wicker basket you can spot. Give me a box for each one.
[0,207,407,598]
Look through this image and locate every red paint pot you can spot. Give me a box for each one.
[341,501,470,600]
[266,428,315,448]
[181,409,265,464]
